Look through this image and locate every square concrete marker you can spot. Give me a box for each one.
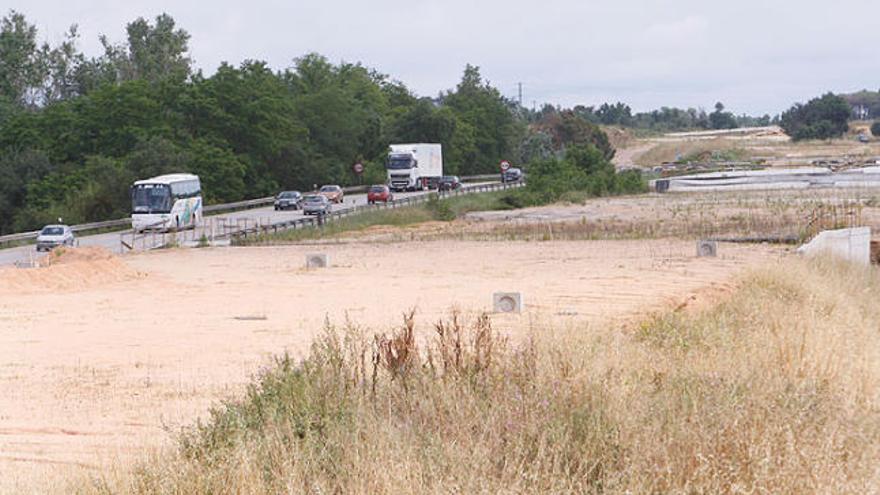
[306,253,329,268]
[696,240,717,257]
[493,292,523,314]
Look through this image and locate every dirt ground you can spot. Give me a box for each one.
[624,125,880,168]
[0,239,783,492]
[324,189,880,245]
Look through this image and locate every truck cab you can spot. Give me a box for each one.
[386,144,443,192]
[386,152,420,191]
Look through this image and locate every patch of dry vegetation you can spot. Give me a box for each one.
[339,191,874,245]
[634,138,753,167]
[79,257,880,494]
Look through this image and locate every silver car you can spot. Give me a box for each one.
[36,224,76,252]
[302,195,332,215]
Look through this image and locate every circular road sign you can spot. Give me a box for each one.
[353,162,364,175]
[500,160,511,171]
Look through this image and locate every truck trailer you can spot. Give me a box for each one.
[386,143,443,191]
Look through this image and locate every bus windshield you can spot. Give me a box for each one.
[131,184,171,214]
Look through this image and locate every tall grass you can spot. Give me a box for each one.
[87,258,880,493]
[246,191,517,244]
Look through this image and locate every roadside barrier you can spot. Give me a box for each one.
[116,180,524,251]
[0,174,507,247]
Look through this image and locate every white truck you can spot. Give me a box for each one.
[386,143,443,192]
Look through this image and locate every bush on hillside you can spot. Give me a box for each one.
[780,93,851,141]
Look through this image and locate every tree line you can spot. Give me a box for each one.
[9,9,861,235]
[0,10,628,235]
[556,101,774,132]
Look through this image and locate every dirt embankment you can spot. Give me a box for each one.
[0,247,144,294]
[0,239,783,492]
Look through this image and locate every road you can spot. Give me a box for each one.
[0,186,456,267]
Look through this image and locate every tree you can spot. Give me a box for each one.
[41,25,85,102]
[442,65,523,174]
[709,102,737,130]
[0,10,43,106]
[95,13,191,84]
[187,139,246,202]
[781,93,851,141]
[0,149,56,234]
[596,102,633,126]
[533,110,615,160]
[870,121,880,137]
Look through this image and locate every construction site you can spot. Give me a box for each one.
[0,128,878,493]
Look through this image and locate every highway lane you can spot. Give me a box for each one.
[0,185,487,267]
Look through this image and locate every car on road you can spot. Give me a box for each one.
[438,175,462,191]
[318,185,344,203]
[274,190,303,211]
[36,224,76,252]
[302,195,332,215]
[367,184,394,204]
[501,167,523,183]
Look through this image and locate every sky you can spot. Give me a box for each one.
[8,0,880,115]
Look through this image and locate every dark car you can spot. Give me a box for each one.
[367,184,393,204]
[438,175,462,191]
[274,191,303,211]
[501,167,523,183]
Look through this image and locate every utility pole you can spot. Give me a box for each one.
[517,82,523,107]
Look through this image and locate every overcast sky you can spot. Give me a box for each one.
[9,0,880,115]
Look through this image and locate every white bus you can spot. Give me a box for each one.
[131,173,202,232]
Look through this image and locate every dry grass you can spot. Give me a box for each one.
[345,190,876,245]
[633,130,880,168]
[80,258,880,494]
[634,138,753,166]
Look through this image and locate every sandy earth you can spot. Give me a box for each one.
[0,239,783,492]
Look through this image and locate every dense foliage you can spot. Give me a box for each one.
[562,101,773,133]
[841,89,880,119]
[0,11,538,234]
[0,10,657,236]
[871,121,880,137]
[780,93,851,141]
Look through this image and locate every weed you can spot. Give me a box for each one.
[84,258,880,494]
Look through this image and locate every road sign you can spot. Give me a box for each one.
[353,162,364,175]
[500,160,511,171]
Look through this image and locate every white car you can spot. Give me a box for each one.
[36,224,76,252]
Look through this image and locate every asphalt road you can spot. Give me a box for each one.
[0,186,457,267]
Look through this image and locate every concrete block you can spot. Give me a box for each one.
[696,240,717,257]
[306,253,329,268]
[493,292,523,313]
[797,227,871,265]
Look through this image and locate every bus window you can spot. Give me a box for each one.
[131,184,171,213]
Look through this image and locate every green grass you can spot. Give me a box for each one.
[244,191,518,244]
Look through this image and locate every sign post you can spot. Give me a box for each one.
[499,160,511,172]
[352,162,364,185]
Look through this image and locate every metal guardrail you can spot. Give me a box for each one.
[0,175,502,247]
[220,180,524,243]
[116,180,523,251]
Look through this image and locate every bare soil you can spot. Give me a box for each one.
[0,238,783,492]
